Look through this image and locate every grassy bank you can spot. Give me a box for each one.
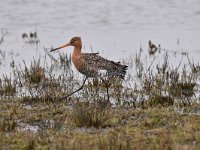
[0,99,200,149]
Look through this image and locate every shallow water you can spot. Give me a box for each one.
[0,0,200,77]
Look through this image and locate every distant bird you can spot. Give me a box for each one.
[148,40,158,55]
[22,33,28,39]
[50,37,128,100]
[30,32,37,38]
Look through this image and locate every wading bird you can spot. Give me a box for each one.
[50,37,128,101]
[148,40,158,55]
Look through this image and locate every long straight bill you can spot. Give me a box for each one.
[50,43,70,52]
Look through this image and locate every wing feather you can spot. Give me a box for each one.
[81,53,128,78]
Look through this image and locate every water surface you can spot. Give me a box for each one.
[0,0,200,76]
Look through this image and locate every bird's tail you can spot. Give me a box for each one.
[108,61,128,79]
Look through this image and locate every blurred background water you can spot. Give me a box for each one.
[0,0,200,77]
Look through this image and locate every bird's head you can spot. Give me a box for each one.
[50,37,82,52]
[69,37,81,47]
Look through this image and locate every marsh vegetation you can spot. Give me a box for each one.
[0,32,200,149]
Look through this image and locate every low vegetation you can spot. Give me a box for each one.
[0,32,200,149]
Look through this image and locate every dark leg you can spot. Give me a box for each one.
[59,77,88,100]
[100,78,110,102]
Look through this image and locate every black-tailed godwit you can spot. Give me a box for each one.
[50,37,128,100]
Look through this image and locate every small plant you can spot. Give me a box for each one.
[59,52,71,70]
[24,140,35,150]
[72,102,112,128]
[23,59,45,85]
[149,95,173,107]
[0,117,17,132]
[0,76,16,97]
[0,29,7,45]
[13,58,47,101]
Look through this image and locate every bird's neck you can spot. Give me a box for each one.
[72,46,82,59]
